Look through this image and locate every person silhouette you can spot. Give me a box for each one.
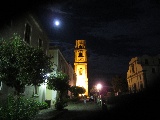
[83,95,86,104]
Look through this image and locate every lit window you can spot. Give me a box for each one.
[79,45,82,49]
[78,50,83,57]
[79,68,83,75]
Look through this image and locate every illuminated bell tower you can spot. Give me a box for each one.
[74,40,88,96]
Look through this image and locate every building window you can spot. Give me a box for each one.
[145,59,148,65]
[24,23,31,44]
[133,83,136,93]
[63,66,66,73]
[158,59,160,64]
[60,59,63,70]
[79,68,83,75]
[131,64,135,73]
[0,81,2,90]
[152,68,156,73]
[78,50,83,57]
[38,38,43,48]
[139,75,141,80]
[140,81,143,91]
[79,45,82,49]
[129,86,132,93]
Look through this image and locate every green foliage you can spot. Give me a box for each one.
[47,71,70,92]
[47,71,70,110]
[54,100,64,110]
[111,75,128,93]
[69,86,86,97]
[90,86,97,94]
[36,101,48,110]
[0,94,44,120]
[54,99,68,110]
[69,86,85,103]
[0,33,53,95]
[70,96,81,103]
[47,71,70,101]
[90,86,98,97]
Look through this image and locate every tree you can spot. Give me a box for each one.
[90,85,98,101]
[69,86,86,97]
[47,71,70,110]
[90,85,97,96]
[0,33,52,95]
[77,86,86,96]
[111,75,128,94]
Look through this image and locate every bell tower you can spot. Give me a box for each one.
[74,40,88,96]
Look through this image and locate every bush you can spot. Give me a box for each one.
[55,101,64,110]
[0,94,45,120]
[70,96,80,103]
[37,101,49,110]
[55,99,68,111]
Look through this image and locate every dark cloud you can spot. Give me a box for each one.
[44,0,160,84]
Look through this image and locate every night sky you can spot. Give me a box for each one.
[1,0,160,86]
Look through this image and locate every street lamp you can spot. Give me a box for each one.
[43,73,50,85]
[96,83,102,91]
[96,83,102,105]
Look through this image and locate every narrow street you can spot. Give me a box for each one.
[55,101,108,120]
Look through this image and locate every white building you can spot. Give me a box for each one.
[46,46,76,106]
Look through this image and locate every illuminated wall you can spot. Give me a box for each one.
[74,40,88,96]
[127,54,160,93]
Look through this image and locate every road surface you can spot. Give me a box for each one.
[55,101,108,120]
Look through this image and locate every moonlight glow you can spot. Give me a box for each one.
[54,20,60,26]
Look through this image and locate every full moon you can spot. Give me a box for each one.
[54,20,60,26]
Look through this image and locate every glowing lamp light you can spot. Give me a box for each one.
[46,73,50,77]
[43,73,50,85]
[97,83,102,90]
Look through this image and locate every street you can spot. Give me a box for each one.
[55,101,108,120]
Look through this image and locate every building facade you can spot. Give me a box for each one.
[127,54,160,93]
[0,12,76,107]
[46,46,76,105]
[0,12,49,103]
[74,40,88,96]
